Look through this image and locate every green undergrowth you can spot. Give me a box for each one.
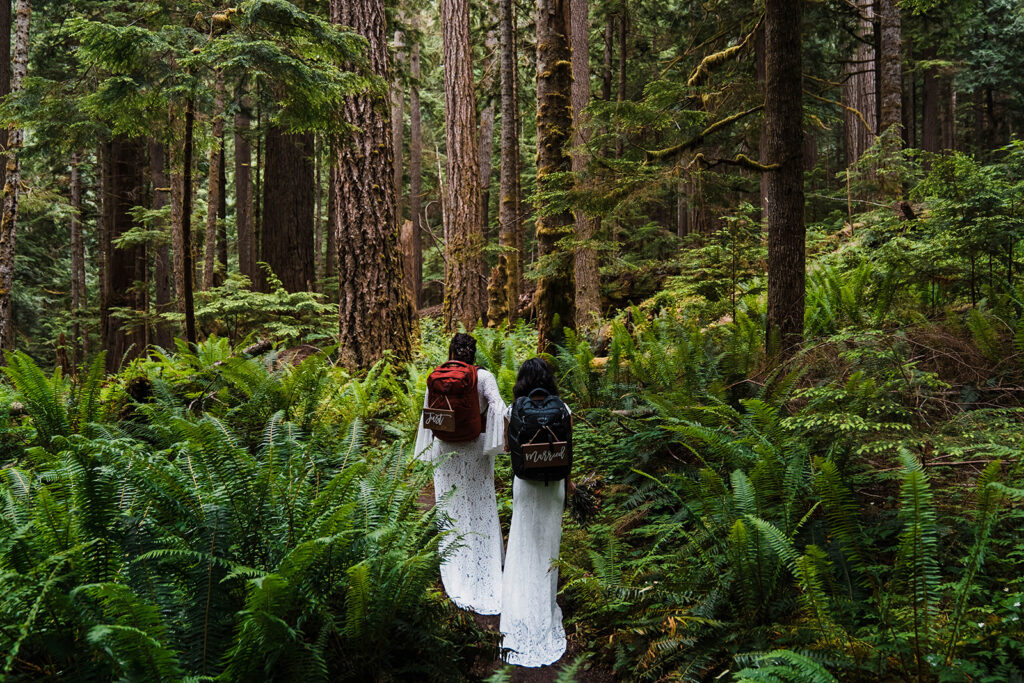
[3,220,1024,680]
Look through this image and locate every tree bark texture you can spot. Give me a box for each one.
[203,72,226,290]
[149,141,173,350]
[570,0,600,328]
[314,136,323,287]
[261,125,314,292]
[326,160,338,281]
[70,151,87,361]
[842,0,876,167]
[441,0,485,332]
[0,0,28,356]
[534,0,575,353]
[0,0,11,199]
[615,3,626,157]
[332,0,415,367]
[408,26,424,307]
[902,38,916,149]
[486,0,521,326]
[217,130,227,283]
[921,45,940,153]
[479,21,498,236]
[764,0,806,355]
[102,138,148,372]
[391,28,404,222]
[877,0,902,137]
[234,108,256,285]
[177,100,197,346]
[940,79,955,151]
[601,13,613,101]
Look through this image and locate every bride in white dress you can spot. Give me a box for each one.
[500,357,570,667]
[414,334,506,615]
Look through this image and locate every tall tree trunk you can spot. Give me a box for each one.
[534,0,575,353]
[479,96,496,234]
[486,0,521,326]
[601,12,613,101]
[234,106,256,286]
[842,0,876,167]
[478,24,499,318]
[171,100,198,346]
[314,135,323,288]
[203,73,225,290]
[102,138,148,372]
[149,141,173,349]
[756,23,769,218]
[479,22,498,236]
[332,0,415,367]
[0,0,28,356]
[326,159,338,281]
[391,28,404,222]
[921,45,940,153]
[441,0,485,331]
[0,0,11,202]
[877,0,902,136]
[764,0,805,356]
[972,89,985,157]
[940,79,955,151]
[408,22,424,308]
[261,126,314,292]
[70,152,87,362]
[902,37,916,149]
[615,2,626,158]
[217,129,227,282]
[571,0,600,327]
[877,0,902,198]
[183,100,198,345]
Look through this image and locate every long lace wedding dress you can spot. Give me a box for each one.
[413,368,506,615]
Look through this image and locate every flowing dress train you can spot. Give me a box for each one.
[499,476,567,667]
[413,368,506,615]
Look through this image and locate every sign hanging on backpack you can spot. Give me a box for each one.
[422,396,456,432]
[522,440,570,469]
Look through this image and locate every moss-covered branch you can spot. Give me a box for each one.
[646,105,764,161]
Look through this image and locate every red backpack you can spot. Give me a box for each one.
[423,361,482,442]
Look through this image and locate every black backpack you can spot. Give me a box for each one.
[507,388,573,482]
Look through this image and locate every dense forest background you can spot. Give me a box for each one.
[1,0,1024,680]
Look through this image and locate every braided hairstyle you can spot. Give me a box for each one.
[448,333,477,364]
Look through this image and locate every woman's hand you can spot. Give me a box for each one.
[566,478,576,496]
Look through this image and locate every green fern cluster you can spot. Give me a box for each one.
[548,309,1024,681]
[0,344,476,681]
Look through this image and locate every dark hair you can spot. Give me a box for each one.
[448,333,477,364]
[513,357,558,399]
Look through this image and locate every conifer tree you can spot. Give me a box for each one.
[571,0,601,328]
[332,0,415,367]
[0,0,30,357]
[764,0,806,355]
[485,0,521,326]
[408,16,424,308]
[534,0,575,353]
[441,0,485,332]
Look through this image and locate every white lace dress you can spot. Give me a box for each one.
[413,368,506,615]
[499,403,569,667]
[500,477,567,667]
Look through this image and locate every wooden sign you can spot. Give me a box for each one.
[522,441,570,469]
[422,407,456,432]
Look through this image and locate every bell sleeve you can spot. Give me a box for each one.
[412,390,438,463]
[478,369,507,457]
